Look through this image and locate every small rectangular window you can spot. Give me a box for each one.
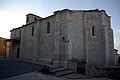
[92,27,94,36]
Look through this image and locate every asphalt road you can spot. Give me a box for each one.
[0,59,43,79]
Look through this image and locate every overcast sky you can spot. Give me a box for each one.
[0,0,120,53]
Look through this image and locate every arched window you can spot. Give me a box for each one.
[32,27,34,36]
[47,22,50,33]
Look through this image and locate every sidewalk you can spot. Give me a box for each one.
[2,72,66,80]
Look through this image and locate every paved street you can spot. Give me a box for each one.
[1,72,114,80]
[0,59,43,79]
[0,59,114,80]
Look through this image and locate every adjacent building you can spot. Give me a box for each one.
[0,37,10,58]
[9,9,116,74]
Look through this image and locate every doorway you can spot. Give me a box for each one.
[76,60,86,75]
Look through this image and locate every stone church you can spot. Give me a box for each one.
[9,9,115,71]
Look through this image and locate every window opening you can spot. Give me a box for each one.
[92,27,95,36]
[47,22,50,33]
[32,27,34,36]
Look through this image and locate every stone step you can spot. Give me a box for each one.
[49,65,61,69]
[55,70,75,77]
[63,73,91,79]
[50,67,67,73]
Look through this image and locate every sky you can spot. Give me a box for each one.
[0,0,120,54]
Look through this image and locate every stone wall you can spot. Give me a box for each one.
[20,23,34,60]
[101,11,115,67]
[87,65,120,79]
[34,11,69,67]
[67,11,84,60]
[85,11,106,67]
[10,28,21,58]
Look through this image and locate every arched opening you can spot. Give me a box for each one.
[17,47,20,58]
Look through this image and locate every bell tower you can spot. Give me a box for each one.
[26,13,42,24]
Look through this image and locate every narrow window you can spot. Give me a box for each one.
[32,27,34,36]
[47,22,50,33]
[92,27,95,36]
